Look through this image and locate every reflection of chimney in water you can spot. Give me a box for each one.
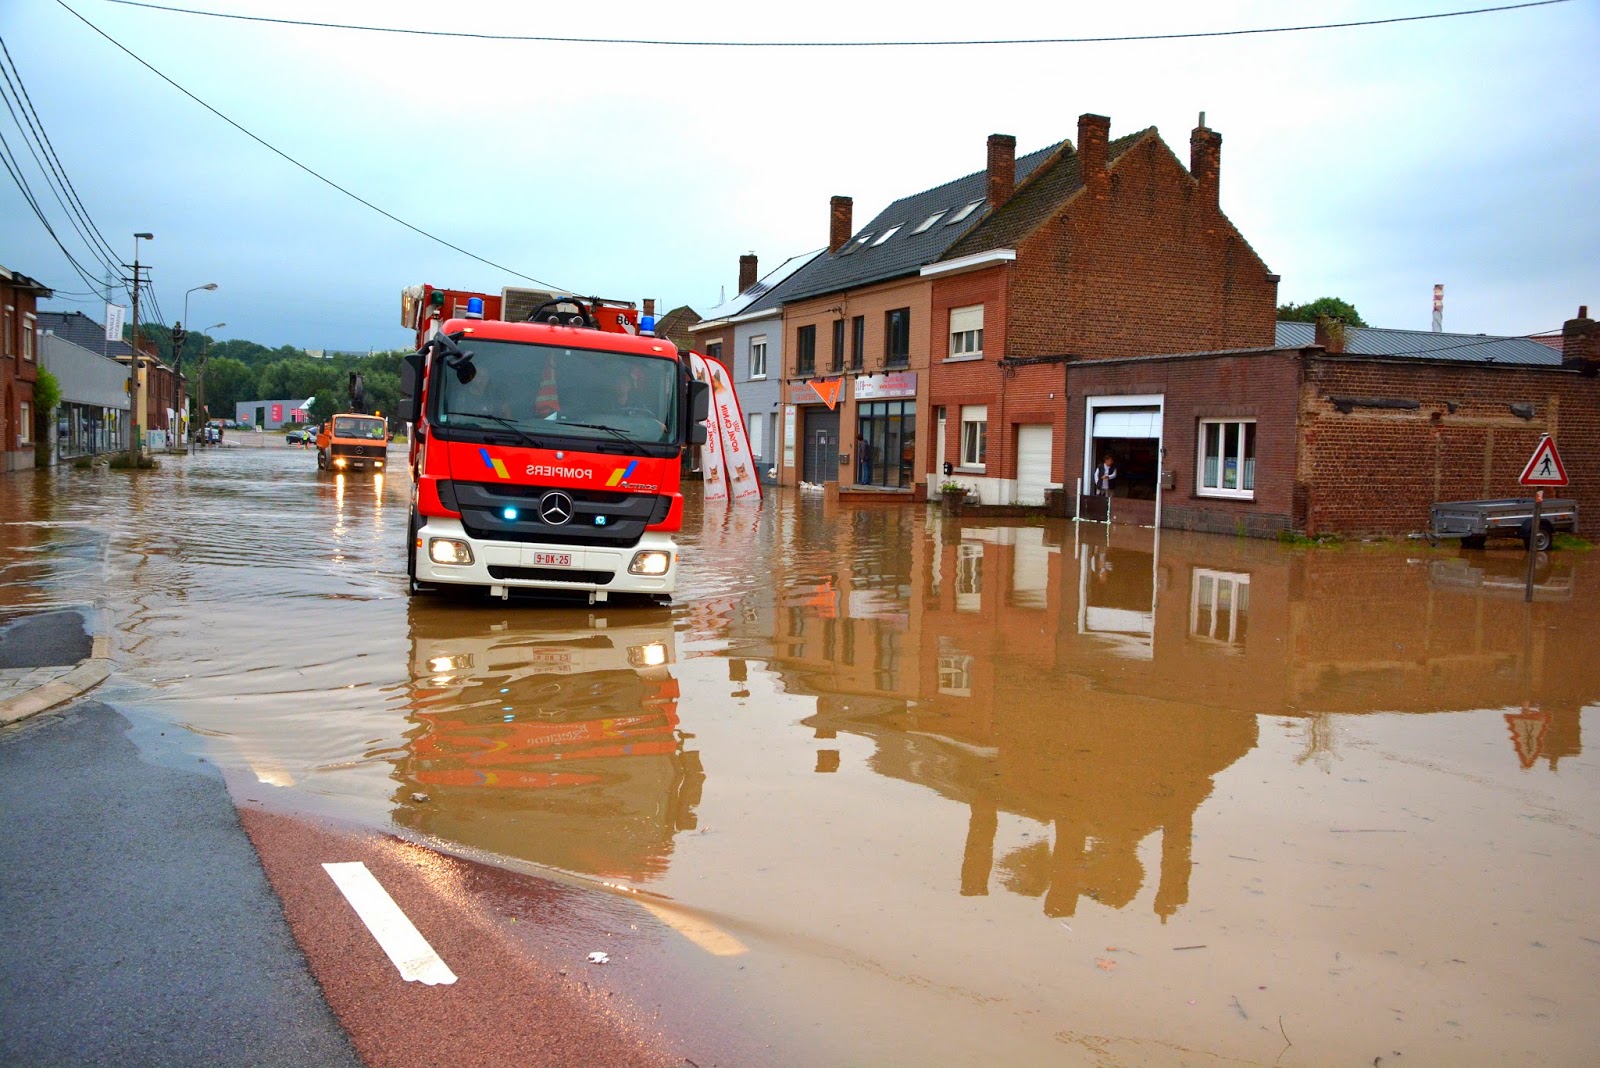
[960,797,999,896]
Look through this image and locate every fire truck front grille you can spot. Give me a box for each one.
[486,566,614,586]
[454,481,671,548]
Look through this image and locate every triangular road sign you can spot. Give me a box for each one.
[807,378,842,410]
[1519,435,1569,487]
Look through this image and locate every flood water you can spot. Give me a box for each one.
[4,446,1599,1066]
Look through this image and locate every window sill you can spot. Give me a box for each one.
[943,354,984,363]
[1197,489,1256,501]
[957,465,986,474]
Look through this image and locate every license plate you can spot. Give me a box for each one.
[532,552,572,567]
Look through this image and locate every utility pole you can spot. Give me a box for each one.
[124,232,153,464]
[191,323,224,453]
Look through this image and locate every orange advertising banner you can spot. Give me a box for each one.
[807,378,842,410]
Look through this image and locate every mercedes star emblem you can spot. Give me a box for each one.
[539,491,574,525]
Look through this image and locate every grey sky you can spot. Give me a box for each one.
[3,0,1596,353]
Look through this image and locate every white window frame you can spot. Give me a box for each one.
[19,400,32,445]
[946,199,983,226]
[2,304,13,357]
[1190,568,1250,649]
[748,335,767,380]
[872,225,902,246]
[748,412,765,461]
[1197,418,1257,499]
[960,404,988,470]
[948,305,984,360]
[23,313,37,361]
[913,210,946,234]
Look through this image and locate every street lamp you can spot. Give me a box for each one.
[174,283,218,447]
[124,232,153,463]
[190,322,226,452]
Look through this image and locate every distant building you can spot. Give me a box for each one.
[40,332,130,462]
[237,397,314,429]
[1,264,52,471]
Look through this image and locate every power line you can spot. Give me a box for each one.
[0,37,123,272]
[0,126,107,291]
[53,0,569,293]
[95,0,1573,47]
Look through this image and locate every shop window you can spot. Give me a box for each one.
[1199,419,1256,498]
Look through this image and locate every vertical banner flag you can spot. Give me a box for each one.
[104,303,125,342]
[689,352,728,503]
[703,354,763,502]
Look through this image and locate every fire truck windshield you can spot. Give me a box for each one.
[432,339,678,446]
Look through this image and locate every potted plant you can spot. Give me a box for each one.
[938,479,970,515]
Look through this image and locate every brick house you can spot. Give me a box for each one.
[691,249,823,478]
[1058,309,1598,538]
[2,265,53,471]
[771,113,1278,498]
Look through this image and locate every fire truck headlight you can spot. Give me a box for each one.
[628,550,671,576]
[628,643,668,668]
[428,538,474,565]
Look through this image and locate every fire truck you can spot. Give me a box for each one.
[400,284,710,603]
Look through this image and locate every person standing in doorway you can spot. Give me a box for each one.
[1093,451,1118,497]
[856,432,872,485]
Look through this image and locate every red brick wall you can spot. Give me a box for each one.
[1063,352,1303,533]
[1299,358,1600,538]
[1009,135,1277,361]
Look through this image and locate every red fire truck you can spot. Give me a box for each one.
[400,286,710,603]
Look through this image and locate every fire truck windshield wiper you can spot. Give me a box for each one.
[553,420,637,446]
[446,411,548,449]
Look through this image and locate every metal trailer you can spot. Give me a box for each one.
[1429,497,1579,551]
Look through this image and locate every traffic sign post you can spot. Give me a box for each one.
[1518,436,1568,602]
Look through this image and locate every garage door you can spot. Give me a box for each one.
[1016,424,1053,506]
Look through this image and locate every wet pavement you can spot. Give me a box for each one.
[2,448,1598,1065]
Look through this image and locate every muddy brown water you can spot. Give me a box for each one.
[3,449,1598,1065]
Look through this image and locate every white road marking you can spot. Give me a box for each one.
[322,861,458,985]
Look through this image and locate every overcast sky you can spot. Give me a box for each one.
[3,0,1596,353]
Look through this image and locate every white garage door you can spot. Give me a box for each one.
[1016,424,1053,506]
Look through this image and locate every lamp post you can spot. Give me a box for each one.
[124,232,153,464]
[191,322,225,452]
[174,283,218,447]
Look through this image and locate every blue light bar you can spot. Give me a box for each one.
[502,506,519,521]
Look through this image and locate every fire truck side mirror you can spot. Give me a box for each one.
[401,351,423,422]
[688,380,711,445]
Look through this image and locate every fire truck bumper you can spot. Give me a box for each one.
[414,516,676,596]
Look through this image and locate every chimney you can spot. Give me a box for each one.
[1078,113,1110,196]
[1313,316,1348,354]
[829,196,854,254]
[986,134,1016,208]
[1562,304,1598,375]
[644,298,656,318]
[1190,114,1221,208]
[738,253,758,294]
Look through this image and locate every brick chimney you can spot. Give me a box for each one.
[986,134,1016,208]
[1077,114,1110,197]
[644,298,656,318]
[1190,114,1222,208]
[1313,316,1348,354]
[738,253,758,294]
[1562,304,1597,375]
[829,196,853,254]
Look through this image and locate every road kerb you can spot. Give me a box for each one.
[0,658,114,727]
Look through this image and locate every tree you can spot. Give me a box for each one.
[201,357,257,421]
[33,368,62,465]
[1277,297,1366,327]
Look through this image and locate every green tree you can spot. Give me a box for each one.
[1277,297,1366,327]
[202,357,257,421]
[33,367,62,465]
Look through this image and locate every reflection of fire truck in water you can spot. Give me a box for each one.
[397,605,703,881]
[400,284,713,603]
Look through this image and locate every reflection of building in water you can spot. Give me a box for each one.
[741,515,1600,918]
[395,605,702,881]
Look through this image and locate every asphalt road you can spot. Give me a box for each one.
[0,700,362,1068]
[0,608,92,668]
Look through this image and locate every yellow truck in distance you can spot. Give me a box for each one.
[315,413,390,472]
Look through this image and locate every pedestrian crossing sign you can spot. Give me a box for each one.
[1519,436,1568,487]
